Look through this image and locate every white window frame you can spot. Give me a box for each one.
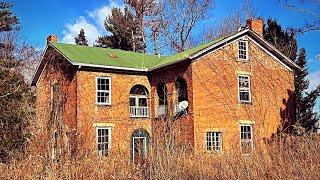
[96,126,112,156]
[96,77,112,105]
[239,124,253,154]
[238,39,249,61]
[129,95,149,118]
[238,75,251,103]
[206,132,222,152]
[132,136,147,162]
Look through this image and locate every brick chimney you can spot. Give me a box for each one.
[47,34,57,44]
[246,18,263,37]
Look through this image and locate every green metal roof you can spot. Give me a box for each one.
[51,43,163,70]
[50,36,227,71]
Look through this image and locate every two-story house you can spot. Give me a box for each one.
[32,19,299,160]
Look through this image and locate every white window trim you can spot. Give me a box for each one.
[238,74,252,103]
[96,76,112,105]
[238,39,249,61]
[96,126,112,156]
[129,95,149,118]
[132,136,147,162]
[206,132,223,152]
[239,124,253,154]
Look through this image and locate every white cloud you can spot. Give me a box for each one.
[88,0,123,30]
[61,1,123,46]
[307,70,320,92]
[62,16,101,45]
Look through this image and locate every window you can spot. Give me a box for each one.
[238,75,251,103]
[238,40,248,60]
[131,129,149,164]
[96,126,111,156]
[96,77,111,105]
[129,85,149,118]
[156,83,168,117]
[174,77,188,113]
[240,124,253,154]
[206,132,222,152]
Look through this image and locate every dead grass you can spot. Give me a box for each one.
[0,134,319,180]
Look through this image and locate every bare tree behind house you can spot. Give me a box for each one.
[201,0,256,43]
[125,0,161,53]
[283,0,320,33]
[156,0,214,53]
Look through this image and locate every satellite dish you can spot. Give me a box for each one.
[178,101,189,110]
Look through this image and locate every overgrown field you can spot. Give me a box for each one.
[0,135,319,179]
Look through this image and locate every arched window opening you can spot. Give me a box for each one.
[129,85,149,118]
[156,83,168,117]
[174,77,188,113]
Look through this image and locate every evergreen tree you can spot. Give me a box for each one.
[95,7,136,51]
[264,19,320,133]
[0,2,34,162]
[295,49,320,132]
[264,19,297,60]
[0,2,20,32]
[75,28,88,46]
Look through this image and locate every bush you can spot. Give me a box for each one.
[0,134,319,179]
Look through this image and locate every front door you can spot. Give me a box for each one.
[132,137,147,164]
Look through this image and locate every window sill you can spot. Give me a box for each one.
[206,150,224,155]
[238,101,252,105]
[96,103,112,106]
[130,116,150,119]
[237,60,249,63]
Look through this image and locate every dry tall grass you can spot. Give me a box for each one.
[0,134,319,179]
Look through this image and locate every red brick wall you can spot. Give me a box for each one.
[191,37,294,152]
[149,62,195,148]
[36,36,295,157]
[76,69,152,156]
[36,47,78,157]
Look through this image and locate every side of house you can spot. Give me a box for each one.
[191,35,295,153]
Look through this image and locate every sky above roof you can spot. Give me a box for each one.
[11,0,320,110]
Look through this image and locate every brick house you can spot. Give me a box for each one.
[32,19,299,160]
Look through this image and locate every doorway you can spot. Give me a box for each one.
[131,129,149,164]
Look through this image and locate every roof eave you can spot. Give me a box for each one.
[31,44,49,86]
[75,62,148,72]
[189,29,250,60]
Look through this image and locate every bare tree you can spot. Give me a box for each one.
[282,0,320,60]
[201,0,256,43]
[125,0,161,53]
[283,0,320,32]
[155,0,214,53]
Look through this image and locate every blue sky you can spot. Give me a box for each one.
[11,0,320,110]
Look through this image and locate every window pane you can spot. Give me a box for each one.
[97,78,110,104]
[96,127,111,156]
[240,92,250,101]
[130,97,136,106]
[238,40,248,60]
[239,76,249,88]
[139,98,148,107]
[206,132,222,151]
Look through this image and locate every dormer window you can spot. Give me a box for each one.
[238,39,248,60]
